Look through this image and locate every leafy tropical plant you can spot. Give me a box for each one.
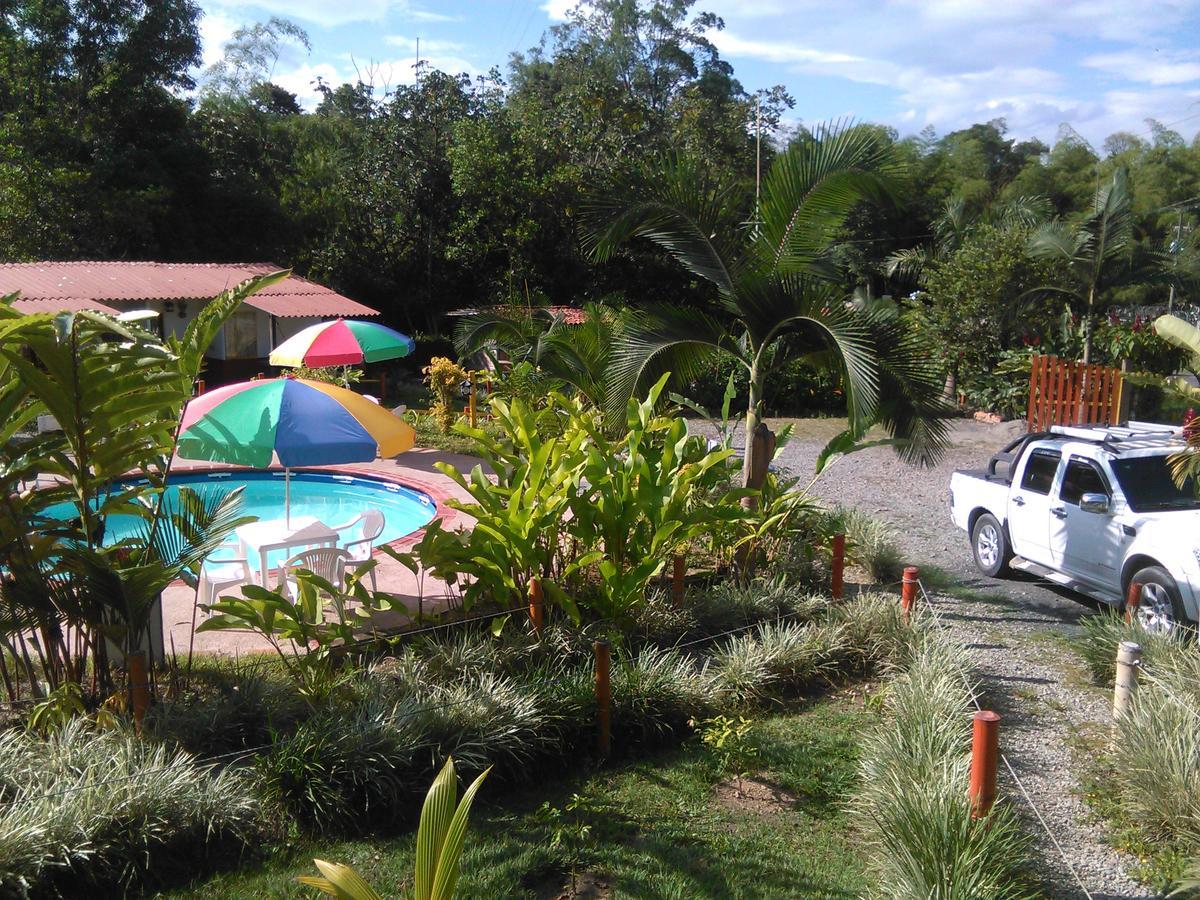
[583,122,951,495]
[198,563,401,700]
[0,273,282,696]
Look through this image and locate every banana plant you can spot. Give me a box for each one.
[298,757,491,900]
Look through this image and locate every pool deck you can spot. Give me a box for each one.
[165,447,484,657]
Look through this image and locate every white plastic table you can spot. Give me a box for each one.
[235,516,339,586]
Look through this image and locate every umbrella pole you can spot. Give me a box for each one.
[285,468,291,528]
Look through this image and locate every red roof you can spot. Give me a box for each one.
[0,262,378,318]
[9,296,119,315]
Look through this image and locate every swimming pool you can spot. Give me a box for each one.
[42,470,437,571]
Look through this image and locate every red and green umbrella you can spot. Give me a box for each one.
[269,319,416,368]
[178,376,415,523]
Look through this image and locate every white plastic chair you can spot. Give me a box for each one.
[199,547,252,613]
[281,547,353,617]
[335,509,385,592]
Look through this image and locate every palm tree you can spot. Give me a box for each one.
[453,302,628,410]
[583,121,950,491]
[1026,167,1135,364]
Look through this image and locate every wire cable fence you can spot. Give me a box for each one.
[915,577,1095,900]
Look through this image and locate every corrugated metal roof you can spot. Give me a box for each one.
[8,296,120,315]
[0,262,379,317]
[244,294,378,318]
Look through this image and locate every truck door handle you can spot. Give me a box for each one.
[1012,496,1025,507]
[1051,507,1066,518]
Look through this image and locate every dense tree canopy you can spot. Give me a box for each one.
[2,0,1199,347]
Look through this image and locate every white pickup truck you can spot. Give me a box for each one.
[949,423,1200,634]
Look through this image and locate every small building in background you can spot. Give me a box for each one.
[0,261,379,385]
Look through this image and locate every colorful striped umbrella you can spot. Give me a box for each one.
[177,377,415,523]
[269,319,416,368]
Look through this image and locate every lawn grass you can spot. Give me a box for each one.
[164,690,876,898]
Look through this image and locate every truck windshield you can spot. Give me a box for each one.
[1110,455,1200,512]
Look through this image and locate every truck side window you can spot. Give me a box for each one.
[1060,458,1109,505]
[1020,449,1061,495]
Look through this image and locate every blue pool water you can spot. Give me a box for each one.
[43,470,437,571]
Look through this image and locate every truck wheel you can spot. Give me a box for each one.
[971,513,1012,577]
[1128,567,1187,636]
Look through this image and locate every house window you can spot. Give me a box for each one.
[223,310,259,359]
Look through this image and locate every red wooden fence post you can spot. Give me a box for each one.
[969,710,1001,818]
[128,651,150,732]
[1124,581,1142,626]
[594,640,611,759]
[671,554,686,606]
[901,566,919,619]
[529,576,544,636]
[831,533,845,600]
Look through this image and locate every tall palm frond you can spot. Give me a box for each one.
[751,120,901,276]
[581,154,745,298]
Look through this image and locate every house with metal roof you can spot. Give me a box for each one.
[0,261,379,382]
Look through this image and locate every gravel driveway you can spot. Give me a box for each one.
[708,416,1154,897]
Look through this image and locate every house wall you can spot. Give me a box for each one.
[274,316,322,343]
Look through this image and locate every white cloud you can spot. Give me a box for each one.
[1085,50,1200,86]
[707,33,862,68]
[541,0,578,22]
[197,7,239,68]
[384,35,466,54]
[702,0,1200,144]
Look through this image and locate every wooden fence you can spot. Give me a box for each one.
[1026,354,1124,432]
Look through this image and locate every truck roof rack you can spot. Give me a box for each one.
[1047,421,1184,452]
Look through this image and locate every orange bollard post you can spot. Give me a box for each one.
[671,554,686,606]
[194,378,205,396]
[969,710,1000,818]
[901,566,919,620]
[594,639,611,759]
[529,576,544,636]
[128,651,150,732]
[831,533,845,600]
[1124,581,1143,626]
[468,374,477,428]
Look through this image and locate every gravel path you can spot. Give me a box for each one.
[922,586,1152,899]
[718,417,1152,896]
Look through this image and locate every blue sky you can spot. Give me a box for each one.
[196,0,1200,148]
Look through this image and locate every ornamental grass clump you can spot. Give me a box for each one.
[255,695,430,834]
[709,621,846,705]
[0,720,261,895]
[1114,682,1200,850]
[610,646,717,748]
[838,507,905,584]
[855,629,1033,899]
[1074,611,1193,686]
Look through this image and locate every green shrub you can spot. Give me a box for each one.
[831,592,921,672]
[0,721,262,895]
[145,664,307,756]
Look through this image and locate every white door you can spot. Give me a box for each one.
[1008,448,1060,566]
[1050,456,1124,585]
